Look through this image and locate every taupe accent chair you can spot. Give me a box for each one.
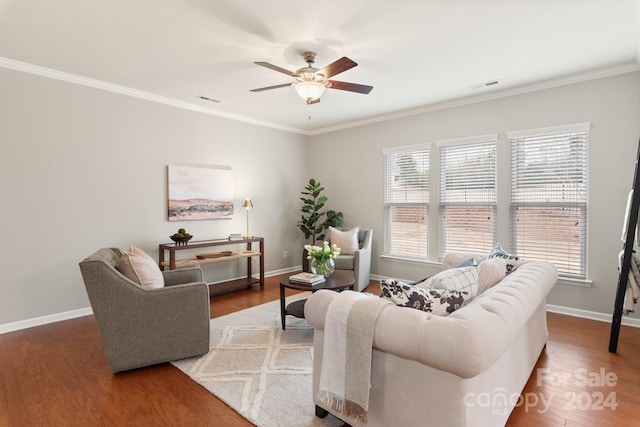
[330,228,373,292]
[79,248,210,373]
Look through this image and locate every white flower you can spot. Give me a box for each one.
[304,242,341,260]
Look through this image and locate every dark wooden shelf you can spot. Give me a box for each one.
[159,237,264,292]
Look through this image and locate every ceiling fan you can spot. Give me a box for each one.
[250,51,373,104]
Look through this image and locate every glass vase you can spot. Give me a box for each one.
[310,258,335,277]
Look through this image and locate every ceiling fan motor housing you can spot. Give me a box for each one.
[251,51,372,102]
[301,51,318,65]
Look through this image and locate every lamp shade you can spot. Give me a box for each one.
[294,81,326,102]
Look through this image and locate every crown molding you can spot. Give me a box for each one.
[309,62,640,135]
[0,57,308,135]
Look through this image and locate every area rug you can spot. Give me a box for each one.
[172,293,344,427]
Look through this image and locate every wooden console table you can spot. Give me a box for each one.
[158,237,264,290]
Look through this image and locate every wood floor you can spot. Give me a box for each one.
[1,274,639,426]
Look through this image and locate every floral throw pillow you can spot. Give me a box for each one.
[488,243,519,275]
[380,279,472,316]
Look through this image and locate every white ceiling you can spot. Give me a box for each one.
[1,0,639,134]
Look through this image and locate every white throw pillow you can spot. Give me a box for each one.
[116,246,164,289]
[416,266,479,298]
[477,258,507,294]
[329,226,360,255]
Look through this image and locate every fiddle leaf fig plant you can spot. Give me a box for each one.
[298,178,343,244]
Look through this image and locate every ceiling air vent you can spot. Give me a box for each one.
[469,80,501,90]
[196,95,220,103]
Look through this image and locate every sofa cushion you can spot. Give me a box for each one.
[116,246,164,289]
[329,226,360,255]
[488,243,519,274]
[416,266,479,297]
[478,258,507,294]
[380,279,472,316]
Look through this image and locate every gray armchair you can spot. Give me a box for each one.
[79,248,210,373]
[330,228,373,292]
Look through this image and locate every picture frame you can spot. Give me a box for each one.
[167,164,234,221]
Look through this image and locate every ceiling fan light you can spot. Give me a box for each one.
[294,81,326,102]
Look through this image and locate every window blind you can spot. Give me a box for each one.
[509,123,589,279]
[438,138,497,258]
[383,145,430,259]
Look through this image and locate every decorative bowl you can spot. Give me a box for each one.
[170,235,193,246]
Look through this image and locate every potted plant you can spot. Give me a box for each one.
[298,178,343,271]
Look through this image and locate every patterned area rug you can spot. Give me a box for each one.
[172,294,344,427]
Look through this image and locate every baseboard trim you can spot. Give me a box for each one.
[5,272,637,334]
[0,307,93,335]
[265,266,301,277]
[546,304,640,328]
[1,266,304,335]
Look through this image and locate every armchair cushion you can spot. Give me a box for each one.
[334,255,354,270]
[329,226,360,254]
[116,246,164,289]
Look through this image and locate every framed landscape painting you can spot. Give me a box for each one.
[167,164,234,221]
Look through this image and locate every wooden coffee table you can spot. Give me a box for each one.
[280,270,355,330]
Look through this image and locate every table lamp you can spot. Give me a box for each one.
[242,198,253,239]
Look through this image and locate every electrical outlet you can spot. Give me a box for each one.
[283,251,288,259]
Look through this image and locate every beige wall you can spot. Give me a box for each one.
[308,71,640,318]
[2,65,639,328]
[0,67,308,326]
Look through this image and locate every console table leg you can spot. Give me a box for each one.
[280,284,286,330]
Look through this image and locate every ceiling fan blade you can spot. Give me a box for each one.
[250,83,293,92]
[318,57,357,78]
[328,80,373,94]
[254,62,295,76]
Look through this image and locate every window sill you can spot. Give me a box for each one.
[379,254,442,268]
[557,276,593,288]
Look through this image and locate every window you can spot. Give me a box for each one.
[509,123,589,279]
[438,135,497,259]
[383,144,430,259]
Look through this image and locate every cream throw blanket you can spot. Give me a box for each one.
[317,291,391,423]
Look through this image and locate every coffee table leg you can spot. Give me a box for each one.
[280,283,286,330]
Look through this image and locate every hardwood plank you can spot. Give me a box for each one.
[0,274,638,426]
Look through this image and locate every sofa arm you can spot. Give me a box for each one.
[162,267,204,286]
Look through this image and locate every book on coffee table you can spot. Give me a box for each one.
[289,272,326,286]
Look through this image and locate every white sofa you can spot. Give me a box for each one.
[305,253,558,427]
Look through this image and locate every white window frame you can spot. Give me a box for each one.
[508,123,590,280]
[437,134,498,260]
[383,143,430,261]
